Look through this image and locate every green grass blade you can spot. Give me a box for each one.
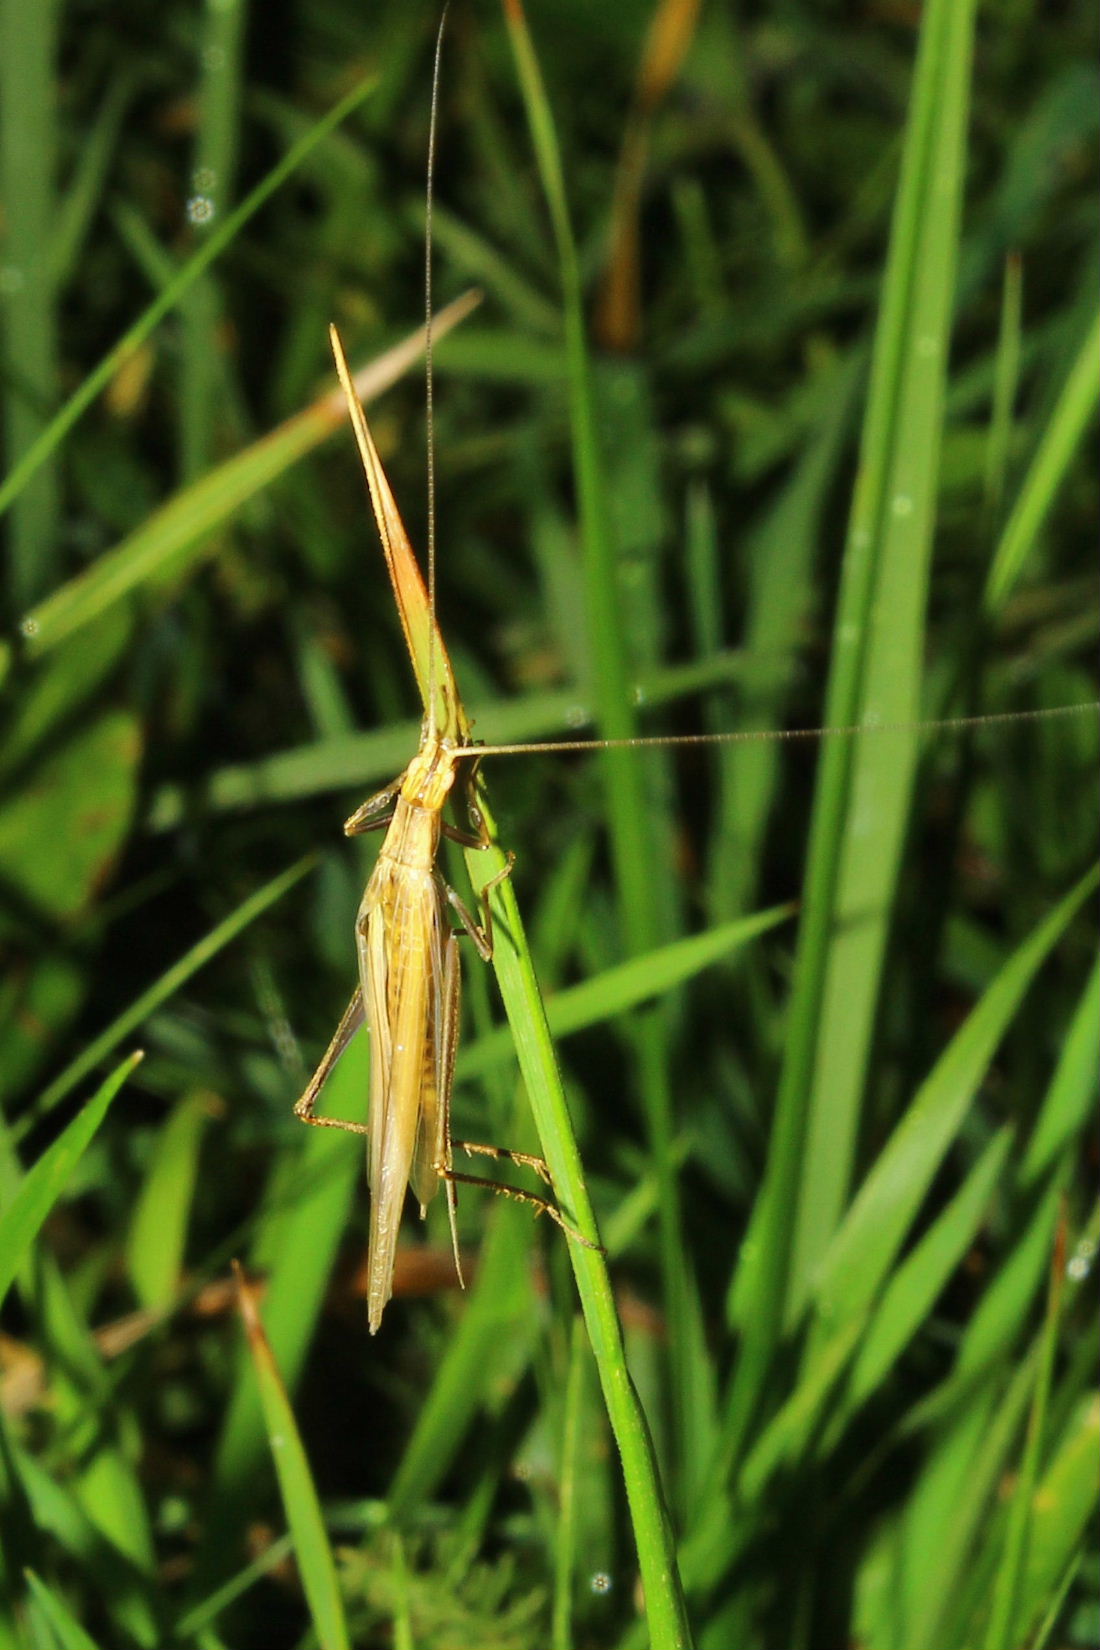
[21,1570,103,1650]
[503,0,693,1504]
[727,0,979,1445]
[193,1034,366,1593]
[984,305,1100,613]
[811,861,1098,1332]
[387,1202,539,1520]
[0,73,377,525]
[982,1215,1068,1650]
[1013,1395,1100,1648]
[234,1264,351,1650]
[458,903,793,1080]
[463,802,693,1650]
[0,1052,141,1308]
[982,252,1023,521]
[1019,953,1100,1182]
[179,0,247,481]
[20,856,314,1134]
[844,1126,1013,1409]
[552,1316,588,1650]
[125,1089,210,1311]
[0,0,60,606]
[6,297,476,676]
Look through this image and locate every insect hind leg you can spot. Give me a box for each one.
[440,1144,603,1253]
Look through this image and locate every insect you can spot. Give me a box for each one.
[294,327,598,1334]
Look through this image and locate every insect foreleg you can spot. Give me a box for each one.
[344,784,400,836]
[293,987,370,1135]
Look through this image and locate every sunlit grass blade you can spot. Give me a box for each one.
[22,1569,104,1650]
[234,1263,352,1650]
[463,799,693,1650]
[0,1052,142,1307]
[3,295,478,682]
[125,1090,210,1312]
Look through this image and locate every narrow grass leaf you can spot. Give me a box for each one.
[728,0,980,1447]
[7,296,476,675]
[458,903,793,1079]
[463,805,693,1650]
[125,1090,210,1312]
[983,1215,1068,1650]
[784,0,978,1310]
[0,1052,141,1308]
[21,856,314,1133]
[845,1126,1013,1408]
[194,1035,366,1591]
[234,1264,351,1650]
[0,74,377,527]
[21,1571,102,1650]
[812,862,1097,1332]
[1014,1395,1100,1646]
[1019,952,1100,1183]
[387,1202,538,1520]
[552,1316,588,1650]
[504,4,693,1467]
[984,306,1100,614]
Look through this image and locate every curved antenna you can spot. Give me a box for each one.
[424,3,450,739]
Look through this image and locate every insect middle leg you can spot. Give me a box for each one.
[293,988,370,1136]
[438,857,603,1254]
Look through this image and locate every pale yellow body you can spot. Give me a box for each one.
[356,741,462,1331]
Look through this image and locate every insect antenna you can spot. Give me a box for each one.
[424,4,450,743]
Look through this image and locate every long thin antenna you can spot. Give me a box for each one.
[425,4,450,738]
[463,701,1100,760]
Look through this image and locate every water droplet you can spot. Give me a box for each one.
[19,616,39,637]
[590,1571,613,1595]
[187,195,216,227]
[1068,1238,1095,1281]
[566,704,589,729]
[631,683,647,707]
[851,527,871,550]
[192,165,217,193]
[891,494,914,518]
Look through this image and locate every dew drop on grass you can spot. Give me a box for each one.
[187,194,216,226]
